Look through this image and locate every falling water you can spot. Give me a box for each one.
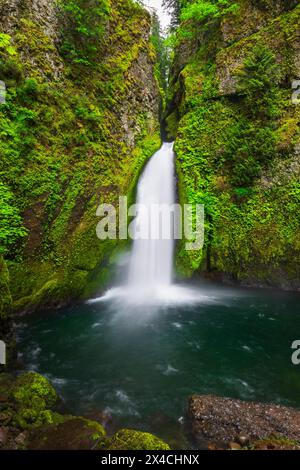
[128,141,175,290]
[88,142,215,307]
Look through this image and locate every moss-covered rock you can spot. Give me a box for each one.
[10,371,60,429]
[28,417,106,450]
[0,371,107,449]
[98,428,171,450]
[167,1,300,289]
[0,372,171,450]
[0,0,161,316]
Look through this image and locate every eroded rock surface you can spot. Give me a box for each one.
[187,394,300,449]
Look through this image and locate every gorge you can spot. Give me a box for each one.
[0,0,300,452]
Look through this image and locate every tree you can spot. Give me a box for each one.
[151,12,169,90]
[162,0,183,29]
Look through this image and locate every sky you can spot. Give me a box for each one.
[143,0,172,32]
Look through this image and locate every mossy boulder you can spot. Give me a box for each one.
[28,417,106,450]
[10,371,60,429]
[98,428,171,450]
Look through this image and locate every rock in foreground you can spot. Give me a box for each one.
[187,395,300,449]
[28,417,105,450]
[98,429,170,451]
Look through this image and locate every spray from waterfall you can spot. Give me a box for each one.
[88,142,215,308]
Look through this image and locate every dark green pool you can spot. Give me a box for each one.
[17,281,300,447]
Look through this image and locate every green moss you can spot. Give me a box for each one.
[11,372,59,429]
[0,0,160,314]
[86,419,106,440]
[98,428,171,450]
[165,111,179,140]
[0,255,12,321]
[170,2,300,286]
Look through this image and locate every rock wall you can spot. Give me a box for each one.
[0,0,161,315]
[167,0,300,290]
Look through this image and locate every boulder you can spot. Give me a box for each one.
[28,417,106,450]
[187,394,300,448]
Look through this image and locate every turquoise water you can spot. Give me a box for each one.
[17,281,300,446]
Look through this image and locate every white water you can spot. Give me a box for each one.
[88,142,221,308]
[128,141,175,290]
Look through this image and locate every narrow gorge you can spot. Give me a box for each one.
[0,0,300,453]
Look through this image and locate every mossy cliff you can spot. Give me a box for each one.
[0,0,161,316]
[166,0,300,289]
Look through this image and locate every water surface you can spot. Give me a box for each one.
[17,282,300,447]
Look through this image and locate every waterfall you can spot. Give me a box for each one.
[128,142,175,291]
[88,142,211,308]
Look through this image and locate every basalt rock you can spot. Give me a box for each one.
[187,394,300,449]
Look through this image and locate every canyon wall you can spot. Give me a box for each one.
[0,0,161,321]
[167,0,300,289]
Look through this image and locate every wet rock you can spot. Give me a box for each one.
[28,417,106,450]
[14,431,28,447]
[0,411,12,425]
[0,427,8,445]
[251,435,300,450]
[236,433,250,446]
[207,442,225,451]
[228,441,241,450]
[85,409,113,433]
[187,395,300,448]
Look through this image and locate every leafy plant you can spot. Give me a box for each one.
[0,182,28,255]
[235,45,280,119]
[0,33,17,56]
[59,0,111,66]
[178,0,239,39]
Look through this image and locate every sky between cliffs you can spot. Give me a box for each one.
[143,0,172,32]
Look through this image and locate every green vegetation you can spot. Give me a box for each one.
[98,428,171,450]
[1,0,299,316]
[151,12,169,96]
[0,182,28,256]
[60,0,111,65]
[9,371,62,429]
[0,372,108,449]
[163,0,239,41]
[167,1,300,285]
[180,0,238,24]
[0,0,160,313]
[0,255,12,321]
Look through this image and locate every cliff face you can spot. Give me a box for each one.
[0,0,161,315]
[168,0,300,290]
